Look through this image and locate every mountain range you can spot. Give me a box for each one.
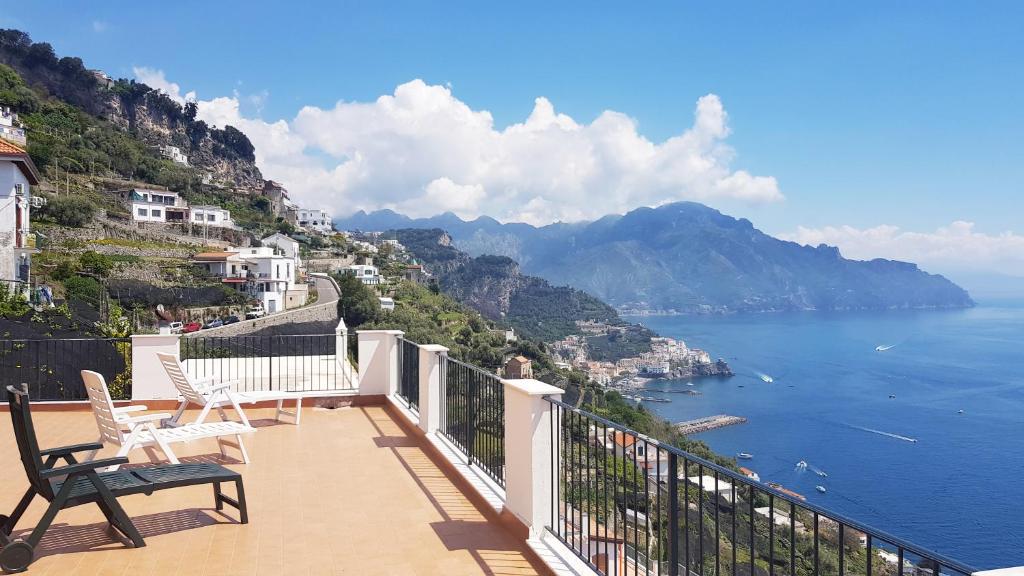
[339,202,974,313]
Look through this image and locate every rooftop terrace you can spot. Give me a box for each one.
[0,403,548,575]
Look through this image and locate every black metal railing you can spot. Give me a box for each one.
[546,397,976,576]
[439,356,505,488]
[0,338,132,401]
[397,337,420,412]
[180,334,350,392]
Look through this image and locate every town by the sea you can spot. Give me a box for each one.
[625,301,1024,570]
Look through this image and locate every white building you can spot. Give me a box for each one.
[0,140,41,282]
[190,205,236,229]
[127,189,188,223]
[345,264,381,285]
[686,475,736,504]
[379,297,395,311]
[0,107,27,147]
[193,246,301,314]
[261,232,302,269]
[297,208,332,234]
[159,144,188,166]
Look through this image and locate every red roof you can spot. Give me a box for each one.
[0,140,41,184]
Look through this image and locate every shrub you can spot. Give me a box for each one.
[78,250,113,277]
[38,195,95,227]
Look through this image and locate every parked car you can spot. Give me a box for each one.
[182,322,202,334]
[223,315,240,325]
[203,319,223,329]
[245,306,266,319]
[168,321,183,334]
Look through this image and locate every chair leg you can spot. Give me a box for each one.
[235,479,248,524]
[235,434,250,464]
[213,483,223,511]
[196,401,215,425]
[149,425,179,465]
[294,398,302,426]
[168,400,188,428]
[1,489,35,536]
[85,472,145,548]
[25,476,77,548]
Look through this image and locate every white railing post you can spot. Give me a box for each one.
[417,344,448,434]
[130,334,182,401]
[502,378,564,537]
[356,330,403,397]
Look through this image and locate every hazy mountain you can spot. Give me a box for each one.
[339,202,974,313]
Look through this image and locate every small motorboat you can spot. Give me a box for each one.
[816,470,828,478]
[958,409,964,414]
[737,453,753,460]
[796,460,808,470]
[889,394,897,399]
[816,485,827,494]
[760,374,774,383]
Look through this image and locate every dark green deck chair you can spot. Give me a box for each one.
[0,384,248,573]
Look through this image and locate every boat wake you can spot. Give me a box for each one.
[875,344,897,352]
[850,425,918,443]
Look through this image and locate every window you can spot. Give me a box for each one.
[194,213,203,221]
[207,214,216,222]
[276,265,281,278]
[14,183,24,196]
[152,209,161,218]
[138,208,148,217]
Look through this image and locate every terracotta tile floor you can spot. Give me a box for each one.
[0,404,547,575]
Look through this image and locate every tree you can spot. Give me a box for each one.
[78,250,113,277]
[334,272,381,327]
[37,195,95,227]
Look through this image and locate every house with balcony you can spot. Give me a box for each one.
[124,188,189,223]
[0,139,41,283]
[260,232,302,270]
[297,207,333,234]
[193,246,303,314]
[158,144,189,165]
[344,262,381,285]
[189,205,236,229]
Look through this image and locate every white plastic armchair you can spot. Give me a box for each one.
[156,352,252,427]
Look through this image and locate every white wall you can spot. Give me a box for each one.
[132,202,168,223]
[0,161,30,281]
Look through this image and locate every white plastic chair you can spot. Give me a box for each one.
[81,370,254,469]
[156,352,253,428]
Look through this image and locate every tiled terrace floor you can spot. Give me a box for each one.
[0,403,548,575]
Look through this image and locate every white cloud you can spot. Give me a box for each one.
[778,222,1024,276]
[92,20,108,33]
[133,72,782,223]
[132,67,195,105]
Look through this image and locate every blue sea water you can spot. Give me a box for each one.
[624,302,1024,570]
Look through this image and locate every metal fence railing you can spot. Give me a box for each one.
[439,356,505,488]
[545,397,976,576]
[397,337,420,413]
[0,338,132,401]
[180,334,355,393]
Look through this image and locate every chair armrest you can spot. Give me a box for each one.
[114,405,148,414]
[39,442,105,458]
[118,413,173,425]
[39,457,130,479]
[209,380,240,392]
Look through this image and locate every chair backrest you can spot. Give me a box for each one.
[6,384,55,499]
[156,352,207,406]
[81,370,125,446]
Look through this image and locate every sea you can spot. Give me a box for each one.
[624,301,1024,570]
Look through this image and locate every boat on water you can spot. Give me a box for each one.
[816,485,827,494]
[958,409,965,414]
[796,460,808,470]
[760,374,774,383]
[737,453,753,460]
[816,470,828,478]
[875,344,895,352]
[889,394,897,399]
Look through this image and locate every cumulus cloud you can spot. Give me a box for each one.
[779,222,1024,276]
[132,67,195,105]
[134,72,781,223]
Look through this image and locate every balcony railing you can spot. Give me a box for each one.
[397,337,420,413]
[0,338,132,401]
[439,355,506,488]
[180,333,356,393]
[544,397,977,576]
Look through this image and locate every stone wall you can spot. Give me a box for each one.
[184,299,338,338]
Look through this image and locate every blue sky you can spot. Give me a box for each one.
[2,1,1023,280]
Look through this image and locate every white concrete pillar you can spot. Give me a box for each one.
[502,378,564,536]
[356,330,403,397]
[130,334,182,401]
[974,568,1024,576]
[417,344,448,434]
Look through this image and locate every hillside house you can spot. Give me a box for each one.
[261,232,302,270]
[503,355,533,379]
[158,144,189,166]
[124,189,188,224]
[344,263,381,285]
[0,140,41,282]
[403,263,430,283]
[193,246,303,314]
[298,208,333,234]
[0,107,27,147]
[190,205,236,229]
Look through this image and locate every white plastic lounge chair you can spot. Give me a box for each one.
[81,370,254,469]
[156,352,305,426]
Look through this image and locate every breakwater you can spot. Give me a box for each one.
[676,414,747,435]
